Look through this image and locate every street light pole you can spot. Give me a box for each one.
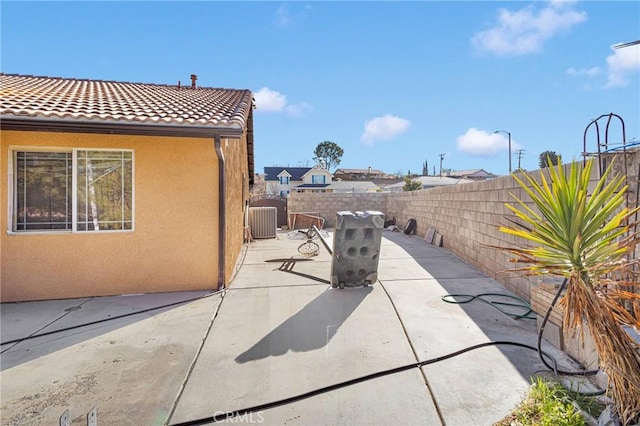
[494,130,512,174]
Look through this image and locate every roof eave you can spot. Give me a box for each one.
[0,116,245,138]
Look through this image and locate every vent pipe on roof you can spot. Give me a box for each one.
[190,74,197,89]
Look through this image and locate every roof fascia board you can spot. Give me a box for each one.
[0,118,244,139]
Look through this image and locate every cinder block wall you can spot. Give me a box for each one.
[288,177,539,298]
[386,175,539,299]
[287,192,389,227]
[287,154,639,302]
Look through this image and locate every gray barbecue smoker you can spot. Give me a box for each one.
[330,211,385,289]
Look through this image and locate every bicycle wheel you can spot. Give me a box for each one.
[298,241,320,256]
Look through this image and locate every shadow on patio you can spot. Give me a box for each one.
[236,286,373,363]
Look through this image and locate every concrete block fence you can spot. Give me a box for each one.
[287,153,640,302]
[287,176,539,300]
[287,192,388,228]
[385,175,541,300]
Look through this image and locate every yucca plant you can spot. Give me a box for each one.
[498,157,640,425]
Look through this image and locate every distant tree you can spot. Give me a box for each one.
[313,141,344,172]
[267,182,280,194]
[403,176,422,191]
[251,173,266,195]
[422,160,429,176]
[539,151,561,168]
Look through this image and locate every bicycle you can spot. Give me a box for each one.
[296,224,332,257]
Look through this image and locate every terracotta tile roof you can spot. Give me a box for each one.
[0,73,253,130]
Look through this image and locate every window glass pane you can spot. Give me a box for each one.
[15,151,72,231]
[77,150,133,231]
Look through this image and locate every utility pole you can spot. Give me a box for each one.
[515,149,526,170]
[439,153,446,176]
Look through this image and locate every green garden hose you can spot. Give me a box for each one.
[441,292,536,320]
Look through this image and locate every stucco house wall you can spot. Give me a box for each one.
[1,131,220,301]
[0,73,254,302]
[221,134,251,283]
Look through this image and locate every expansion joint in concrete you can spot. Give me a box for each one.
[164,291,227,425]
[378,280,446,425]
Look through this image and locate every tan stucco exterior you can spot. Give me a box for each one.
[1,129,249,302]
[221,135,250,282]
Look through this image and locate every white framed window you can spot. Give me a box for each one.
[312,174,326,184]
[9,147,134,233]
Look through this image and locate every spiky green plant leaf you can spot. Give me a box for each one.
[501,158,637,279]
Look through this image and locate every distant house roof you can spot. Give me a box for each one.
[334,168,386,175]
[301,164,331,178]
[0,73,253,130]
[296,183,331,189]
[264,167,311,181]
[327,181,379,192]
[382,176,471,190]
[446,169,496,179]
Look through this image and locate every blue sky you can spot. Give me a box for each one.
[2,1,639,176]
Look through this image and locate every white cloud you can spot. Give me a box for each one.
[471,1,587,56]
[457,128,519,156]
[253,87,312,117]
[285,102,313,117]
[361,114,411,146]
[566,66,601,77]
[605,44,640,88]
[274,3,312,28]
[254,87,287,112]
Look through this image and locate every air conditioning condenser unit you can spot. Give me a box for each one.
[248,207,277,239]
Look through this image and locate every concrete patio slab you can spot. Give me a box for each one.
[381,278,567,425]
[1,291,213,371]
[1,293,221,425]
[169,284,439,425]
[230,258,332,289]
[377,230,586,425]
[1,229,586,426]
[194,369,439,426]
[0,298,92,344]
